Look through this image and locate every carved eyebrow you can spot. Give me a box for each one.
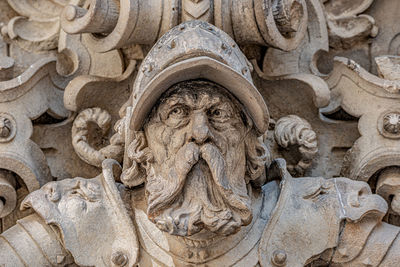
[198,94,219,108]
[157,91,238,113]
[157,94,193,113]
[202,97,239,117]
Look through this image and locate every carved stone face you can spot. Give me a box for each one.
[23,178,105,229]
[141,80,263,236]
[20,178,112,265]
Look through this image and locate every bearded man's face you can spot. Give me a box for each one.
[143,80,256,237]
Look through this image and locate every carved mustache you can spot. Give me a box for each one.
[147,142,251,223]
[201,144,251,221]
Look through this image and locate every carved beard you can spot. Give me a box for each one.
[145,142,252,236]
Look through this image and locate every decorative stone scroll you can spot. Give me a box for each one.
[0,57,67,218]
[60,0,309,52]
[325,57,400,182]
[1,0,400,266]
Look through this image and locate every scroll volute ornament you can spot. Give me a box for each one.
[1,0,66,52]
[248,0,309,50]
[61,0,173,52]
[0,171,17,218]
[324,0,378,48]
[60,0,309,52]
[325,57,400,182]
[0,57,68,200]
[274,115,318,176]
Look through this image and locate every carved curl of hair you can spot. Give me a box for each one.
[244,129,271,186]
[120,131,153,187]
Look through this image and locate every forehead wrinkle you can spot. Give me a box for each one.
[158,92,196,111]
[198,93,218,109]
[159,90,227,111]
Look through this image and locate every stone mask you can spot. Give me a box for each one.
[20,160,139,267]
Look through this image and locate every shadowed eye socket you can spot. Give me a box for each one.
[167,105,189,119]
[303,185,330,201]
[161,105,191,127]
[67,180,101,202]
[207,107,231,122]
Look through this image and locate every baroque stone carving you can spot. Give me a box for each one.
[325,56,400,224]
[1,0,65,52]
[60,0,309,51]
[1,0,400,266]
[274,115,318,176]
[323,0,378,49]
[0,56,67,219]
[325,57,400,182]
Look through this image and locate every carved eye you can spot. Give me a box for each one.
[69,189,85,199]
[168,106,189,119]
[304,186,329,201]
[207,108,230,122]
[68,180,88,200]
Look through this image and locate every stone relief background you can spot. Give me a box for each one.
[0,0,399,265]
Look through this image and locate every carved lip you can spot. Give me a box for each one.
[130,57,269,135]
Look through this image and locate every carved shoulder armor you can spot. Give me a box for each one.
[259,159,388,267]
[19,159,139,267]
[327,219,400,266]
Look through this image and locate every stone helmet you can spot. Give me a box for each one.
[129,20,269,135]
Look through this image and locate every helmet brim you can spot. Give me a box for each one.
[130,56,269,134]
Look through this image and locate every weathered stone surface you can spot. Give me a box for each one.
[0,0,400,266]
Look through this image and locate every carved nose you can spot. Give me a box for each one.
[190,112,211,144]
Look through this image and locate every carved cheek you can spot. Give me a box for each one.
[213,122,245,152]
[225,126,245,145]
[145,122,164,144]
[146,122,188,163]
[170,126,189,146]
[58,197,87,218]
[213,125,247,179]
[225,142,247,180]
[145,123,169,161]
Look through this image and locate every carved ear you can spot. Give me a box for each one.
[101,159,139,266]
